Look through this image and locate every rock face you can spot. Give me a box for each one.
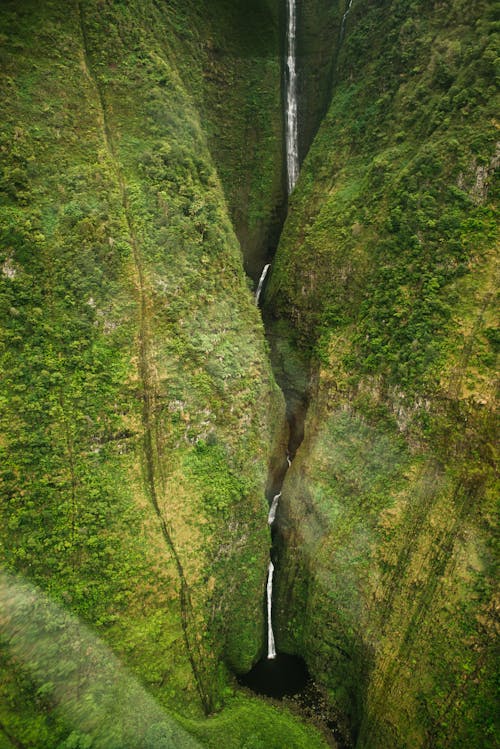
[267,0,498,747]
[0,2,314,746]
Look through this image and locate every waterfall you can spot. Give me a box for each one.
[339,0,354,42]
[259,0,300,666]
[285,0,299,195]
[268,492,281,525]
[253,0,299,310]
[267,561,277,659]
[255,263,270,305]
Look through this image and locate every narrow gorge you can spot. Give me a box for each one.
[0,1,497,749]
[239,0,312,700]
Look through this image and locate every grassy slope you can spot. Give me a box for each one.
[0,1,328,747]
[268,0,498,746]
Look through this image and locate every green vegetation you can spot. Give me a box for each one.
[0,0,497,747]
[296,0,343,158]
[269,0,498,394]
[162,0,285,279]
[0,1,321,747]
[268,0,498,746]
[185,695,330,749]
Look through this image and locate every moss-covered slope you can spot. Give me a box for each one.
[268,0,498,746]
[165,0,285,280]
[0,2,330,747]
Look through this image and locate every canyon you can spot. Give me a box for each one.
[0,1,498,748]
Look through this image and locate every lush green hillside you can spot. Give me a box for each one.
[151,0,285,280]
[296,0,342,160]
[0,1,329,747]
[268,0,498,746]
[192,0,286,280]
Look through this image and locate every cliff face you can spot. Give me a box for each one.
[296,0,342,161]
[269,0,498,746]
[194,0,286,280]
[0,2,328,747]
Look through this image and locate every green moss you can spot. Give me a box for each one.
[160,0,285,280]
[184,694,329,749]
[267,0,498,745]
[268,0,498,391]
[0,0,289,744]
[1,0,497,745]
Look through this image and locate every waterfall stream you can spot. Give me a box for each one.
[267,492,281,525]
[263,0,300,664]
[285,0,299,194]
[240,0,309,698]
[239,3,352,742]
[266,562,277,659]
[253,0,298,304]
[340,0,354,42]
[255,263,270,305]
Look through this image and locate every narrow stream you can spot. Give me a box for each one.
[339,0,354,43]
[285,0,299,194]
[239,4,355,745]
[266,561,277,659]
[255,263,271,305]
[238,0,311,702]
[256,0,302,669]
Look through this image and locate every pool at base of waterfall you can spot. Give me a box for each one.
[237,652,310,698]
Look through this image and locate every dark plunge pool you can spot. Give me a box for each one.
[238,652,310,699]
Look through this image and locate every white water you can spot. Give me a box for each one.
[340,0,354,42]
[268,492,281,525]
[260,0,301,665]
[285,0,299,195]
[286,453,292,467]
[255,263,271,305]
[267,561,277,659]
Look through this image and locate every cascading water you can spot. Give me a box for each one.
[253,0,299,303]
[266,562,277,659]
[255,263,270,305]
[239,0,311,701]
[261,0,300,664]
[240,4,350,742]
[339,0,354,42]
[285,0,299,194]
[267,492,281,525]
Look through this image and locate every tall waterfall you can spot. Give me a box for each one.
[285,0,299,195]
[260,0,300,664]
[253,0,298,304]
[340,0,354,42]
[267,561,277,659]
[255,263,270,305]
[268,492,281,525]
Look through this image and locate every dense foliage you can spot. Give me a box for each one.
[268,1,498,747]
[0,1,326,747]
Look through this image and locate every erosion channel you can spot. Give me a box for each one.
[238,2,345,745]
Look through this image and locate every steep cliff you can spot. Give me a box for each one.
[0,2,327,747]
[268,0,498,746]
